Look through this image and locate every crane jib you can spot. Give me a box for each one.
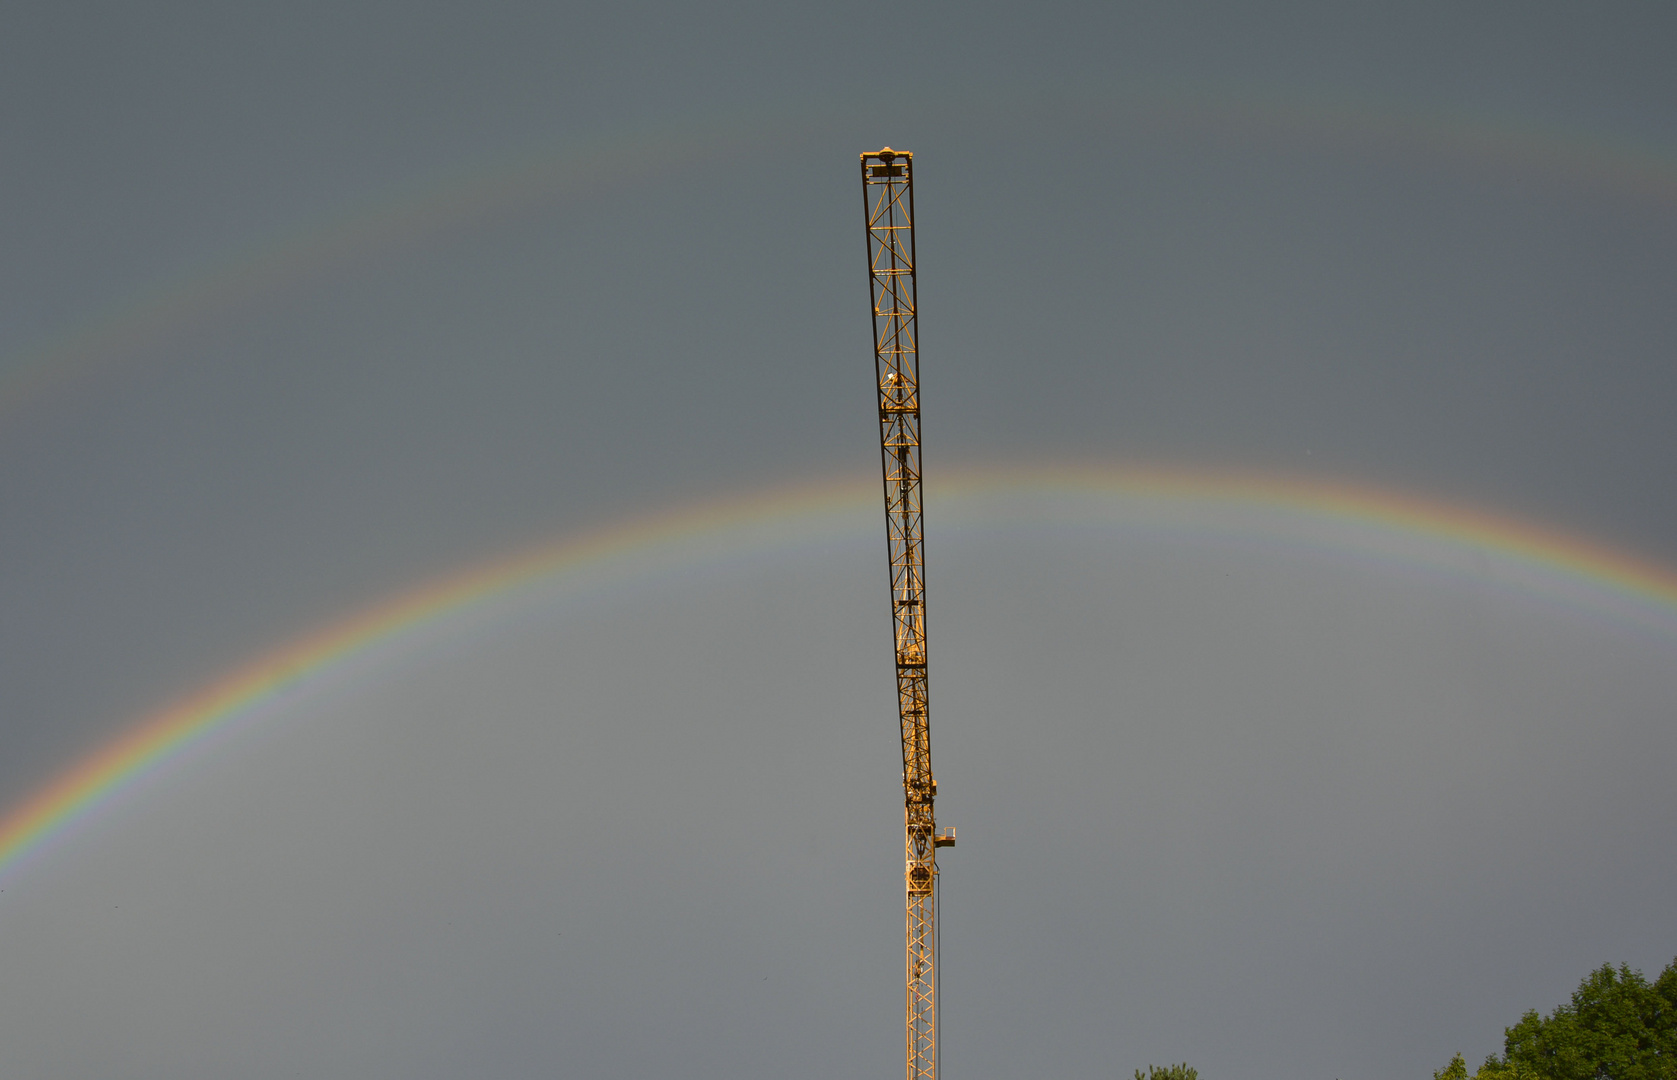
[861,146,954,1080]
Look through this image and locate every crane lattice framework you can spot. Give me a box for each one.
[861,146,955,1080]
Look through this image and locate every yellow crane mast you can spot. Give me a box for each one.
[861,146,955,1080]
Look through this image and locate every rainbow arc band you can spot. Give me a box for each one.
[6,93,1677,418]
[2,465,1676,893]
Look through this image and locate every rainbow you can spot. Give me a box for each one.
[6,89,1677,417]
[0,125,733,417]
[3,463,1677,889]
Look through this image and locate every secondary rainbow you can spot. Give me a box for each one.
[4,464,1677,890]
[6,89,1677,418]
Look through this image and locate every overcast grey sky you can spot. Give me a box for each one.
[1,3,1674,1079]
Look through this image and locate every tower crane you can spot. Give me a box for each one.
[861,146,954,1080]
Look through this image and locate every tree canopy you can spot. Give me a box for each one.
[1135,1064,1198,1080]
[1435,958,1677,1080]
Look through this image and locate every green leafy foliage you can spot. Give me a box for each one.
[1435,958,1677,1080]
[1135,1064,1198,1080]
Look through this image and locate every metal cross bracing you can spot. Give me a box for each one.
[861,146,954,1080]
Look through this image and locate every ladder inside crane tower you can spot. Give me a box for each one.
[862,146,956,1080]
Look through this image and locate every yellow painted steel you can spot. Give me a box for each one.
[861,147,953,1080]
